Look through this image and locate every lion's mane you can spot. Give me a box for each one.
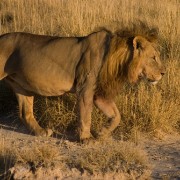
[96,24,159,98]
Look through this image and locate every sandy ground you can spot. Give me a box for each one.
[0,115,180,180]
[143,135,180,179]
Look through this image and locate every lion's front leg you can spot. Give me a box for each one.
[94,96,120,138]
[78,91,94,141]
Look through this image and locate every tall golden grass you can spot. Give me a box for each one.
[0,0,179,139]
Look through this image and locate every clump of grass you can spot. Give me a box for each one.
[0,145,64,179]
[14,145,62,169]
[0,139,150,178]
[66,140,149,174]
[0,141,15,179]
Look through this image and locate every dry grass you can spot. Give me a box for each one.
[0,0,179,137]
[65,140,149,174]
[0,139,15,177]
[0,137,150,178]
[0,0,179,138]
[0,0,179,177]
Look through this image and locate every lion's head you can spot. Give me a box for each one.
[128,35,165,84]
[97,27,165,98]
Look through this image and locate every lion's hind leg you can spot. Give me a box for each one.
[15,93,52,136]
[4,77,52,136]
[94,96,120,139]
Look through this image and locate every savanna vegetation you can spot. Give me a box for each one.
[0,0,179,179]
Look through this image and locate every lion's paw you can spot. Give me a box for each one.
[35,128,53,137]
[80,137,96,145]
[98,127,111,139]
[45,128,53,137]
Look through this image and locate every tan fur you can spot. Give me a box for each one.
[0,27,165,141]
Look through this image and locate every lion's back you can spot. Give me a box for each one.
[0,30,111,96]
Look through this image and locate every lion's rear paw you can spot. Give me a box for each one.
[45,128,53,137]
[80,137,96,145]
[98,127,111,140]
[80,132,95,144]
[35,128,53,137]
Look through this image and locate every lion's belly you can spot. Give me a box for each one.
[11,55,79,96]
[29,78,74,96]
[10,71,75,96]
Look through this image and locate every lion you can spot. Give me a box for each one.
[0,27,165,141]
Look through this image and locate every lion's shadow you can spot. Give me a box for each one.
[0,82,29,135]
[0,112,78,141]
[0,110,34,135]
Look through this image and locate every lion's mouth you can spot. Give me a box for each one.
[138,73,159,85]
[147,79,158,85]
[150,80,158,85]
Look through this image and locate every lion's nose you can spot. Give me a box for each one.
[161,72,165,76]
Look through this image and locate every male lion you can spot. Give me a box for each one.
[0,28,165,141]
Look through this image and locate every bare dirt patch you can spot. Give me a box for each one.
[143,135,180,179]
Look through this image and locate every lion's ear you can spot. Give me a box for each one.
[133,36,147,51]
